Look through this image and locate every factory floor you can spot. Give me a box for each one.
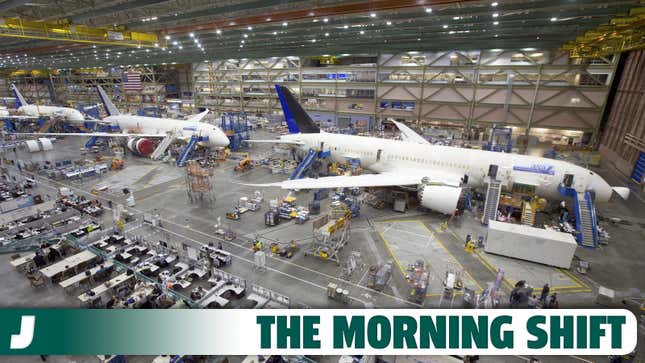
[1,131,644,362]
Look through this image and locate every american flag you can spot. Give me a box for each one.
[122,71,142,91]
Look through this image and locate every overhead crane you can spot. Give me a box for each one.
[0,17,163,48]
[562,6,645,58]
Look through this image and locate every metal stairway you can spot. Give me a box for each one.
[85,124,110,148]
[151,132,176,160]
[482,179,501,225]
[176,135,200,167]
[38,117,53,132]
[290,148,319,180]
[558,184,598,248]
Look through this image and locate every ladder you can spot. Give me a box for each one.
[482,179,501,225]
[151,132,176,160]
[176,135,200,167]
[521,202,534,226]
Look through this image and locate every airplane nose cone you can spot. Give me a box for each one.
[214,130,229,147]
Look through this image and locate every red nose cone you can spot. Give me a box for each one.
[137,138,154,156]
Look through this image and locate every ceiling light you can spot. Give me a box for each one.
[243,34,248,38]
[311,39,316,43]
[282,22,288,26]
[241,40,245,43]
[386,21,392,25]
[493,21,499,25]
[494,34,499,37]
[164,35,171,40]
[247,26,253,30]
[179,46,183,49]
[273,31,278,35]
[189,32,195,37]
[266,17,271,21]
[344,25,349,29]
[491,2,498,6]
[323,18,329,23]
[449,31,455,34]
[550,17,558,22]
[216,29,221,34]
[425,7,432,13]
[492,13,499,17]
[453,16,460,20]
[360,30,365,34]
[443,24,448,29]
[370,13,376,18]
[324,32,329,36]
[172,41,178,45]
[490,48,502,52]
[522,47,536,51]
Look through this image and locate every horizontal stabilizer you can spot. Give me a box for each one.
[612,187,630,200]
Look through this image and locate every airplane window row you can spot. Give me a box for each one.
[386,154,468,170]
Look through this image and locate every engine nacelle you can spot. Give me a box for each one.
[418,185,463,215]
[127,137,154,156]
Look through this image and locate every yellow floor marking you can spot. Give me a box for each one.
[417,220,484,293]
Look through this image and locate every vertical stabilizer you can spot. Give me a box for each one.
[11,84,28,107]
[275,84,319,134]
[96,85,121,116]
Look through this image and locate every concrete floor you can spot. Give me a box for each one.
[1,132,644,362]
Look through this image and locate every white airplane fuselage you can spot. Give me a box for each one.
[104,114,230,148]
[18,105,85,123]
[282,132,615,203]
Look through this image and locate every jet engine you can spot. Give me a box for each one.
[418,185,463,215]
[127,138,154,156]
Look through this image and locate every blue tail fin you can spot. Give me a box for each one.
[275,85,319,134]
[11,84,27,107]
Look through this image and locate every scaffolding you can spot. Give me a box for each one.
[185,160,214,203]
[307,201,351,265]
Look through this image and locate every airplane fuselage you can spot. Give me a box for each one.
[104,114,230,148]
[282,132,614,202]
[19,105,85,123]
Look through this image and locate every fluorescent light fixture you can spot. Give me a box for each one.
[360,30,365,34]
[386,21,392,25]
[550,17,557,21]
[247,26,253,30]
[323,18,329,22]
[522,47,536,51]
[493,21,499,25]
[370,13,376,18]
[491,2,498,6]
[443,24,448,28]
[282,22,288,26]
[492,13,499,17]
[425,7,432,13]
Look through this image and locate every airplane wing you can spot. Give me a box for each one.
[185,109,210,123]
[241,170,462,189]
[2,115,41,120]
[392,120,430,145]
[10,132,166,138]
